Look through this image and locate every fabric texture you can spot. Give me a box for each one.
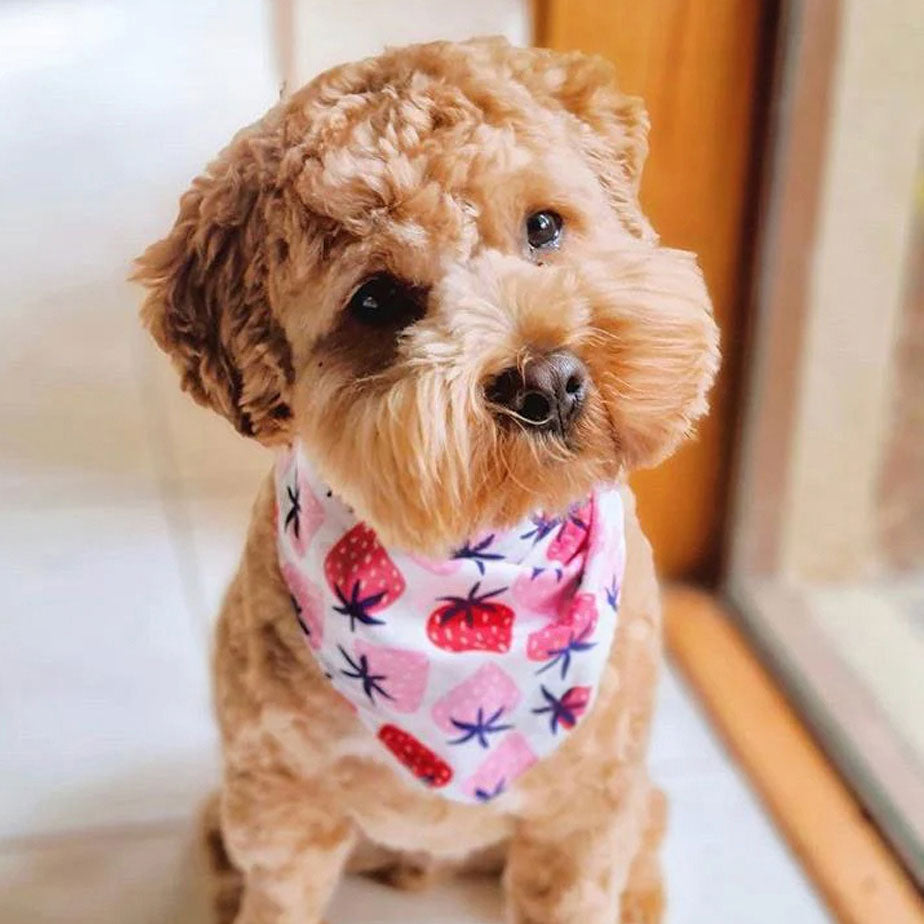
[274,442,626,804]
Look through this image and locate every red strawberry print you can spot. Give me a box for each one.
[532,685,591,733]
[527,593,598,678]
[324,524,405,630]
[426,582,515,653]
[546,500,592,564]
[378,724,453,787]
[282,561,324,649]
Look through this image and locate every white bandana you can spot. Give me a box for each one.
[274,443,626,804]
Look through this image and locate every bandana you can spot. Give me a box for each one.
[274,443,626,804]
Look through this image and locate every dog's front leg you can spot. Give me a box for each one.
[504,772,654,924]
[221,764,354,924]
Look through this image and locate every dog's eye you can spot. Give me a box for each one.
[347,274,426,328]
[526,210,563,250]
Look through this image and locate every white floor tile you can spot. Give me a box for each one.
[330,875,504,924]
[0,825,210,924]
[652,669,830,923]
[649,661,736,780]
[663,769,831,923]
[0,769,826,924]
[0,501,218,840]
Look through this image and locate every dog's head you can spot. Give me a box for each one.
[135,38,719,555]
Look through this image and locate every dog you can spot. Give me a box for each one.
[135,37,718,924]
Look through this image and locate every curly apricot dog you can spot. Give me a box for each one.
[136,37,718,924]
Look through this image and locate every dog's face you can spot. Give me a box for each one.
[136,39,719,554]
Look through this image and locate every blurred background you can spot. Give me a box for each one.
[0,1,920,922]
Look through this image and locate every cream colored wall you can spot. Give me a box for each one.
[780,0,924,581]
[287,0,530,86]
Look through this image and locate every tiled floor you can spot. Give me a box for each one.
[0,2,830,921]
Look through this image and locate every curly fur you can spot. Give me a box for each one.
[135,37,718,924]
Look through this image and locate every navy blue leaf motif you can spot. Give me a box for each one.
[333,580,387,630]
[606,576,620,612]
[535,624,596,680]
[289,593,312,638]
[521,513,561,545]
[531,685,584,734]
[474,779,506,802]
[437,582,509,627]
[338,646,392,705]
[452,534,504,574]
[284,484,301,539]
[448,706,513,748]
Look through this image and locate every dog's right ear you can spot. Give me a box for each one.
[133,123,295,444]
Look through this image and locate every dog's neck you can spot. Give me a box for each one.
[272,441,627,803]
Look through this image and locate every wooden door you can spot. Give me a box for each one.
[536,1,772,578]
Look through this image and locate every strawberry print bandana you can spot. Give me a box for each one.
[275,442,626,804]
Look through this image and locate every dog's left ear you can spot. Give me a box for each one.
[133,120,295,444]
[507,44,656,242]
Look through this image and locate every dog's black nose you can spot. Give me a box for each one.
[486,350,588,435]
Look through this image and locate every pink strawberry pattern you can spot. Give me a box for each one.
[511,558,582,616]
[431,663,520,746]
[352,641,429,713]
[463,732,537,802]
[585,493,625,612]
[546,500,592,564]
[526,593,599,678]
[279,457,324,557]
[282,561,324,649]
[275,443,625,805]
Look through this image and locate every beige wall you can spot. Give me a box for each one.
[286,0,530,86]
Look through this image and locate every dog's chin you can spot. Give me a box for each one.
[323,422,619,559]
[466,428,620,540]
